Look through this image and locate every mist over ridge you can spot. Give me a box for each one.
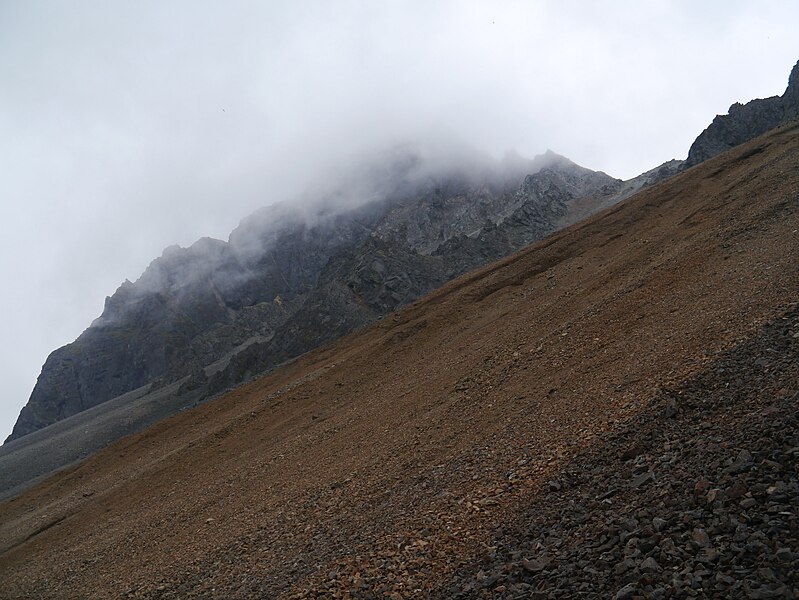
[1,1,798,439]
[111,138,565,302]
[7,49,799,445]
[7,130,637,445]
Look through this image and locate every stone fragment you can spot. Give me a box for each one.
[740,497,757,509]
[639,557,661,573]
[692,528,711,547]
[615,583,638,600]
[694,478,711,493]
[620,443,645,461]
[631,471,654,488]
[774,548,793,563]
[698,547,718,564]
[521,558,547,573]
[664,398,678,418]
[726,479,748,499]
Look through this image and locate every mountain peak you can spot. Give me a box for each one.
[4,145,623,445]
[783,58,799,119]
[686,57,799,166]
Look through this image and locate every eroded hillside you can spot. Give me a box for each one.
[0,123,797,598]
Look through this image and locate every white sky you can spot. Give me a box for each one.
[0,0,797,441]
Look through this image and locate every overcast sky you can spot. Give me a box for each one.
[0,1,797,441]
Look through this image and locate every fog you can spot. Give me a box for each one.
[1,1,797,440]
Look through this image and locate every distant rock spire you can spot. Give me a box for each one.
[782,59,799,120]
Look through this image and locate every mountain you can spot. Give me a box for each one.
[6,148,625,443]
[3,60,798,504]
[685,59,799,167]
[1,116,796,598]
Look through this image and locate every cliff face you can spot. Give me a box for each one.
[7,152,624,442]
[685,60,799,167]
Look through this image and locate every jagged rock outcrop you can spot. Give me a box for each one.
[686,59,799,167]
[205,155,626,396]
[7,151,622,442]
[7,202,388,441]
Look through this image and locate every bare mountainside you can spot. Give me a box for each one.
[0,121,797,598]
[8,58,798,452]
[0,150,641,501]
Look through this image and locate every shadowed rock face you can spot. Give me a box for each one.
[685,59,799,167]
[7,151,625,442]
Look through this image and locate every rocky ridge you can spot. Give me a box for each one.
[7,149,624,442]
[4,58,798,512]
[686,59,799,167]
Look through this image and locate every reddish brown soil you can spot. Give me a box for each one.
[1,124,797,599]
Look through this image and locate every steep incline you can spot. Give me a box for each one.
[0,122,796,598]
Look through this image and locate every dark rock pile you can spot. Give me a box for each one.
[440,303,799,599]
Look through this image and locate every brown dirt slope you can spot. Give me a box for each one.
[0,123,797,599]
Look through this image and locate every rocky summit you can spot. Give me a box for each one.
[7,61,796,464]
[686,59,799,167]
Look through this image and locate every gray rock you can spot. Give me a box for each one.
[664,398,678,418]
[773,548,793,563]
[639,556,661,573]
[631,471,655,488]
[686,60,799,167]
[692,528,711,547]
[698,546,718,564]
[740,497,757,509]
[615,583,638,600]
[521,558,547,573]
[614,558,636,575]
